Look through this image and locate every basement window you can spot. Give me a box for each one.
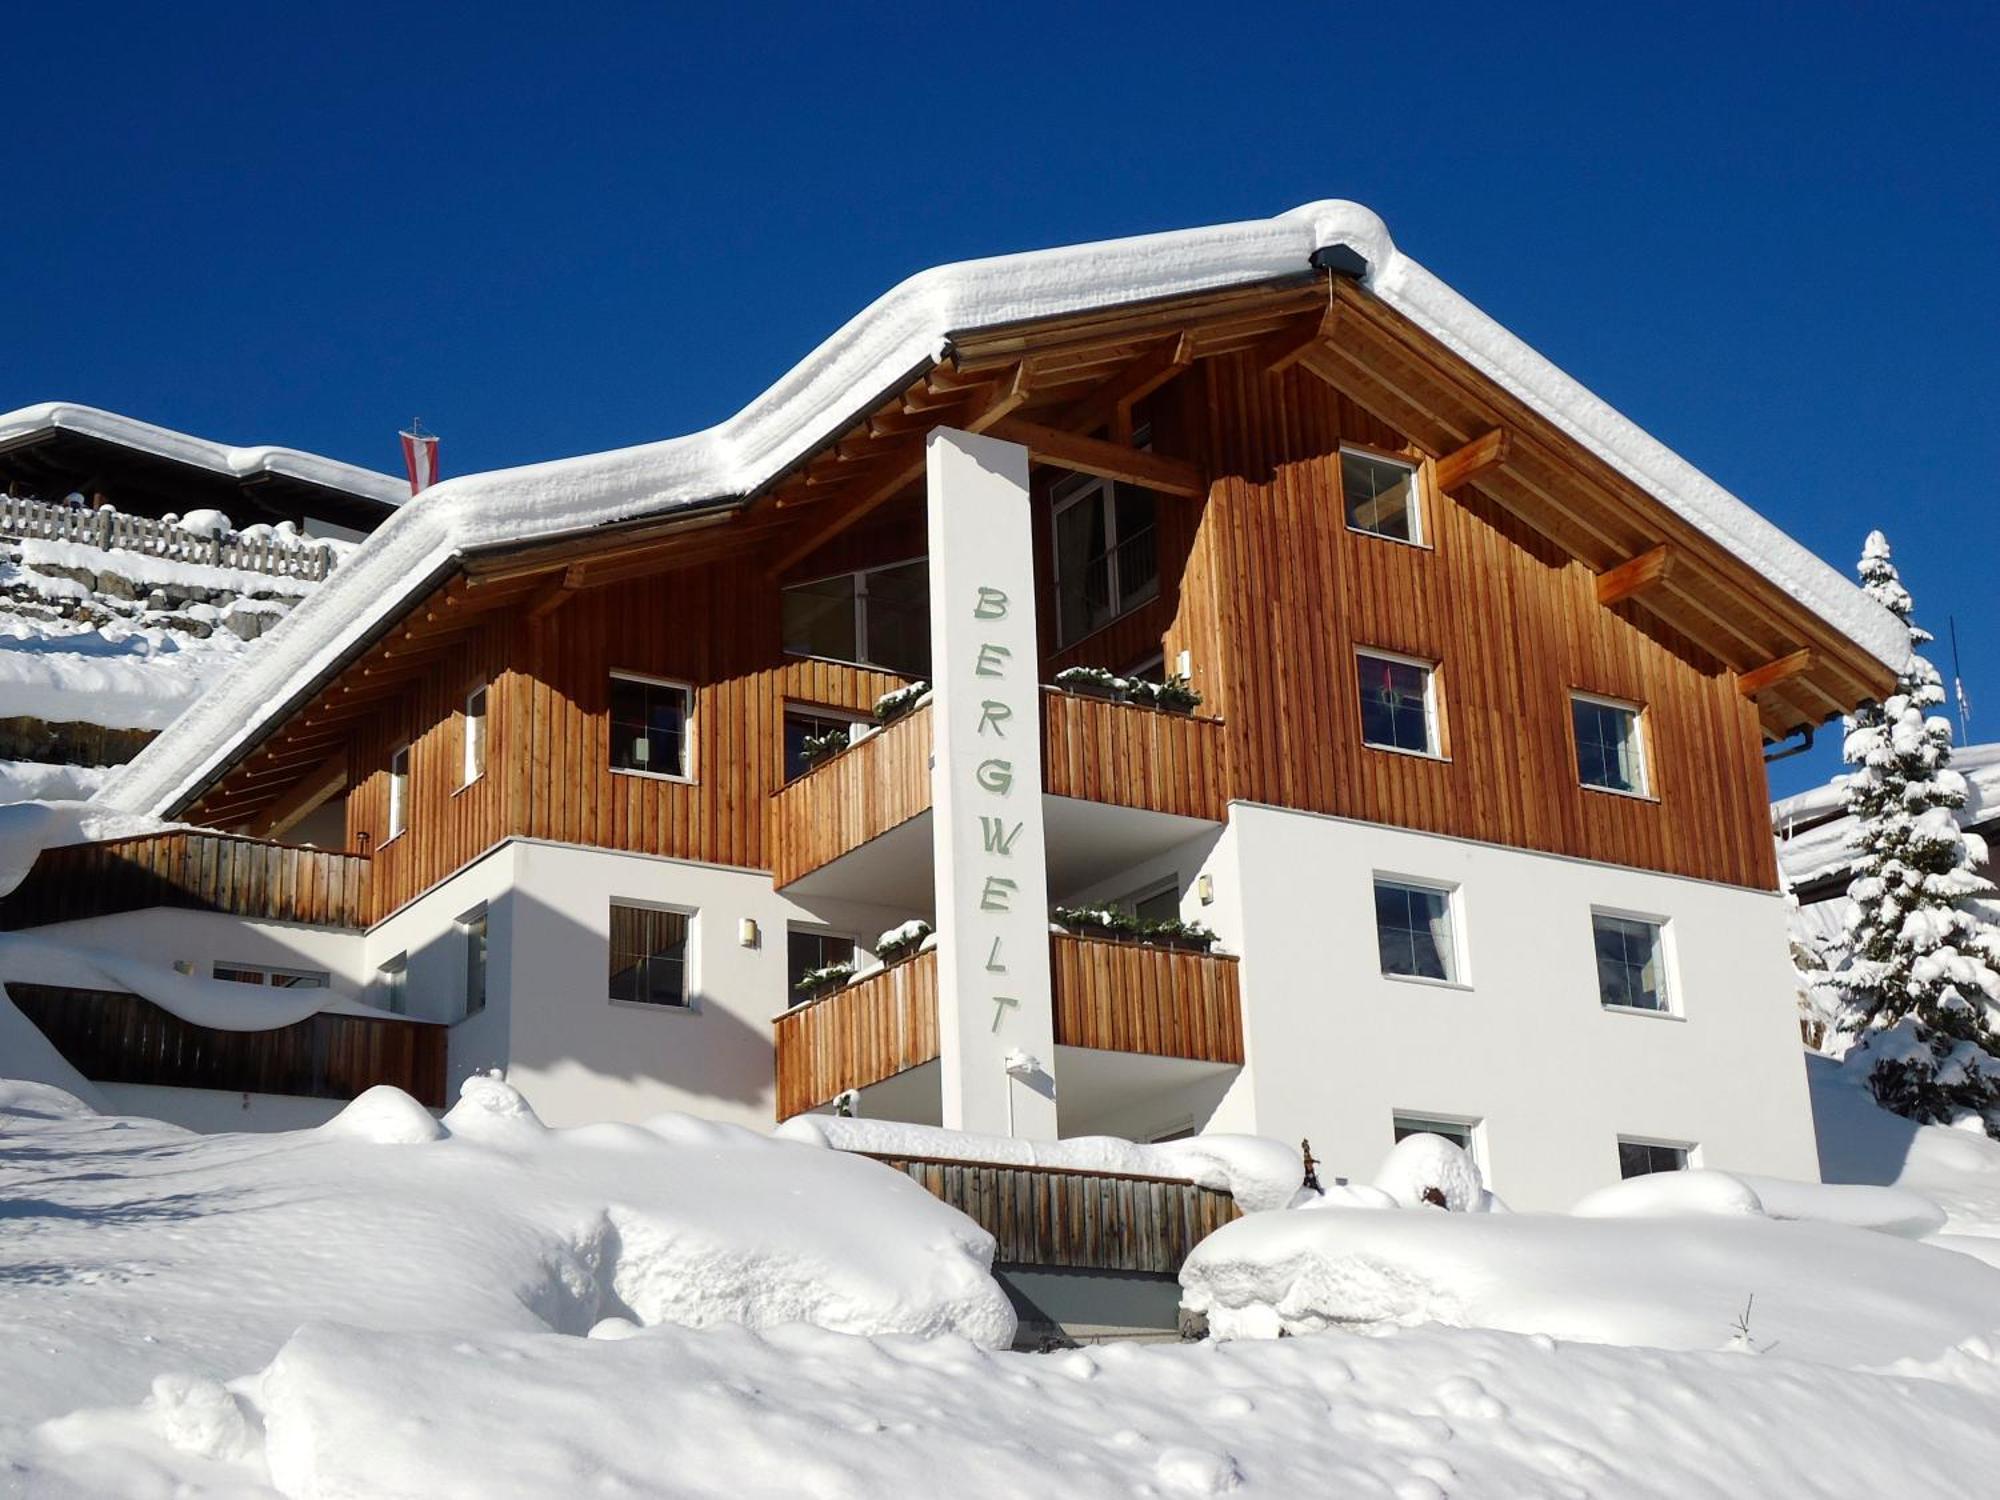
[610,902,692,1008]
[1356,649,1440,757]
[1342,447,1421,544]
[462,684,488,787]
[215,963,330,988]
[1394,1113,1482,1160]
[1053,471,1159,646]
[609,673,692,780]
[1618,1138,1692,1178]
[781,558,931,677]
[1572,693,1648,796]
[386,744,410,841]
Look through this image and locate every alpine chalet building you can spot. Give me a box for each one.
[3,202,1906,1210]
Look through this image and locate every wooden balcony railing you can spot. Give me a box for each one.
[1040,689,1227,821]
[0,830,370,932]
[862,1153,1239,1273]
[1050,933,1244,1063]
[774,949,940,1118]
[773,936,1243,1119]
[770,703,933,888]
[8,984,447,1107]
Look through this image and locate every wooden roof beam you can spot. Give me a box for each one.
[983,418,1206,498]
[1252,306,1340,377]
[1056,333,1195,439]
[1738,648,1816,699]
[250,750,349,839]
[1433,428,1511,493]
[1596,545,1676,606]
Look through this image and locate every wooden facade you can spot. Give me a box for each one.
[167,268,1892,919]
[10,984,447,1106]
[0,831,369,932]
[1049,934,1243,1063]
[862,1153,1240,1273]
[774,950,941,1119]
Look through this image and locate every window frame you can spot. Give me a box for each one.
[779,555,931,675]
[1616,1136,1696,1179]
[385,743,411,844]
[1339,443,1426,548]
[214,962,331,988]
[461,683,488,790]
[1392,1111,1488,1175]
[609,898,698,1013]
[784,923,861,1009]
[607,670,696,783]
[1590,906,1678,1017]
[1371,874,1468,988]
[1112,876,1181,926]
[459,906,488,1020]
[1355,647,1445,760]
[780,702,872,783]
[377,952,409,1016]
[1051,470,1161,648]
[1569,690,1653,799]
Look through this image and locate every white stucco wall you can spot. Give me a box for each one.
[1224,801,1821,1211]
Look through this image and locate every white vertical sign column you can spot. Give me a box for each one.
[926,427,1059,1139]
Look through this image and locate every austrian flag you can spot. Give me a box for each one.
[400,424,440,495]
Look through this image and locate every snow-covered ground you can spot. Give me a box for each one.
[4,1059,2000,1497]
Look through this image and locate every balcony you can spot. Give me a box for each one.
[771,936,1242,1121]
[0,830,370,932]
[769,691,1227,899]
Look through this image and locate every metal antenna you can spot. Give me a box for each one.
[1950,615,1972,743]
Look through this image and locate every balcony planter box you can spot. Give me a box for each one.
[873,919,932,969]
[796,729,850,774]
[1053,667,1203,716]
[1053,666,1125,703]
[792,962,856,1004]
[1150,926,1217,954]
[873,682,929,728]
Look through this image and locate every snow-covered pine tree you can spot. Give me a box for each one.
[1832,531,2000,1133]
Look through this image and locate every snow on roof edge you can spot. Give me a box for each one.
[0,402,407,507]
[98,199,1907,818]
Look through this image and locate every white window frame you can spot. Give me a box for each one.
[377,952,409,1016]
[1371,873,1468,988]
[1052,471,1160,647]
[1392,1111,1488,1177]
[386,743,411,843]
[1571,690,1652,799]
[1340,443,1425,547]
[1590,906,1679,1018]
[214,962,331,988]
[782,702,872,780]
[1616,1135,1698,1177]
[781,556,929,673]
[608,670,695,783]
[1355,647,1444,760]
[609,898,699,1014]
[459,906,488,1020]
[461,684,488,789]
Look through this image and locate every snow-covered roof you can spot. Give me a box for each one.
[1775,742,2000,892]
[0,402,407,508]
[100,199,1910,817]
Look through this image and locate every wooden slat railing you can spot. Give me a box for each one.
[770,703,933,887]
[773,949,940,1118]
[0,831,370,932]
[862,1153,1240,1273]
[1050,933,1244,1063]
[1040,689,1228,821]
[0,493,337,581]
[8,984,447,1107]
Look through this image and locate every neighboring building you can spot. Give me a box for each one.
[3,202,1905,1211]
[0,402,405,540]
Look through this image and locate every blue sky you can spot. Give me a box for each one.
[4,3,1993,795]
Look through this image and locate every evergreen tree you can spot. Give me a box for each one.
[1832,531,2000,1133]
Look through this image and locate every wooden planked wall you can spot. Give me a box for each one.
[1164,356,1778,890]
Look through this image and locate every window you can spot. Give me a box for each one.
[462,909,488,1017]
[786,927,857,1006]
[215,963,330,988]
[782,705,868,782]
[1618,1139,1691,1179]
[378,953,408,1016]
[1112,878,1181,925]
[1573,694,1647,795]
[781,558,931,676]
[1394,1114,1479,1156]
[462,685,488,786]
[387,745,410,841]
[1342,447,1421,543]
[1374,878,1459,983]
[610,902,691,1008]
[1593,912,1670,1012]
[1123,650,1167,686]
[1053,472,1159,646]
[1357,651,1439,757]
[609,674,691,779]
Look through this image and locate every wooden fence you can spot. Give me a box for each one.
[8,984,447,1107]
[863,1153,1240,1273]
[1050,933,1244,1063]
[773,949,940,1118]
[0,492,337,581]
[0,830,370,932]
